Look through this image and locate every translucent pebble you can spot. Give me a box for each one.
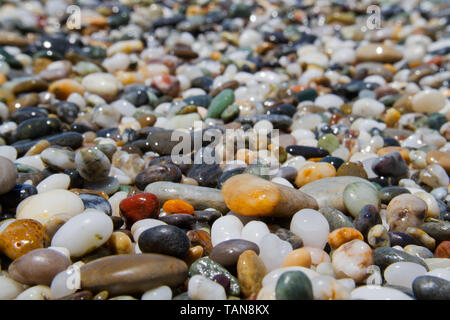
[262,266,320,287]
[311,275,351,300]
[290,209,330,249]
[384,262,427,289]
[351,285,413,300]
[352,98,385,118]
[211,215,244,247]
[240,221,270,247]
[314,94,344,110]
[141,286,172,300]
[188,275,226,300]
[426,268,450,281]
[259,234,293,272]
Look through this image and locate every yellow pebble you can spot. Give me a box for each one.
[295,162,336,187]
[281,248,312,268]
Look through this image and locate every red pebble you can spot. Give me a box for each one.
[119,193,160,228]
[434,241,450,259]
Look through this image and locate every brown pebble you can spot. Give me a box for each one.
[237,250,267,298]
[8,248,71,286]
[426,150,450,174]
[186,229,213,255]
[434,241,450,258]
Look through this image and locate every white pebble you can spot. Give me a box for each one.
[51,209,113,258]
[141,286,172,300]
[188,275,226,300]
[352,98,385,118]
[259,234,292,272]
[211,215,243,247]
[426,268,450,281]
[36,173,70,193]
[314,94,344,109]
[0,276,24,300]
[351,285,413,300]
[240,221,270,246]
[262,266,320,287]
[0,146,17,161]
[384,262,428,289]
[15,285,52,300]
[290,209,329,249]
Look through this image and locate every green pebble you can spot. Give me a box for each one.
[275,271,313,300]
[220,104,240,122]
[206,89,235,119]
[317,133,340,153]
[428,113,447,130]
[343,181,380,218]
[296,88,318,102]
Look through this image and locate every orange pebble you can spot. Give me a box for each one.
[281,248,312,268]
[434,241,450,258]
[295,162,336,187]
[328,227,364,249]
[210,51,222,61]
[0,219,47,260]
[162,199,194,215]
[0,73,7,85]
[49,79,85,100]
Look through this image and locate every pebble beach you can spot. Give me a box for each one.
[0,0,448,301]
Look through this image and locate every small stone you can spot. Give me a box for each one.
[311,275,352,300]
[378,186,410,205]
[138,225,190,259]
[386,194,427,232]
[372,151,408,177]
[0,219,46,260]
[211,215,243,247]
[356,44,403,63]
[135,164,182,190]
[0,156,17,195]
[119,193,160,227]
[352,98,385,118]
[328,227,364,250]
[281,248,312,268]
[373,247,429,272]
[343,182,379,219]
[351,285,413,300]
[384,261,427,290]
[81,72,122,101]
[318,208,354,233]
[419,221,450,243]
[300,176,372,213]
[8,248,71,286]
[354,205,382,238]
[189,257,240,296]
[80,254,188,296]
[336,162,368,178]
[295,162,336,187]
[434,241,450,258]
[40,147,76,171]
[222,173,318,218]
[426,150,450,174]
[145,181,228,214]
[206,89,235,119]
[412,90,446,114]
[188,275,226,300]
[367,224,390,248]
[211,239,258,267]
[79,193,112,215]
[412,276,450,300]
[275,271,314,300]
[317,134,340,153]
[106,231,133,255]
[404,245,434,260]
[420,164,449,188]
[0,276,25,299]
[36,173,70,194]
[51,209,113,258]
[75,147,111,182]
[331,240,374,283]
[290,209,330,249]
[259,234,293,272]
[286,146,329,159]
[162,199,194,215]
[237,250,267,298]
